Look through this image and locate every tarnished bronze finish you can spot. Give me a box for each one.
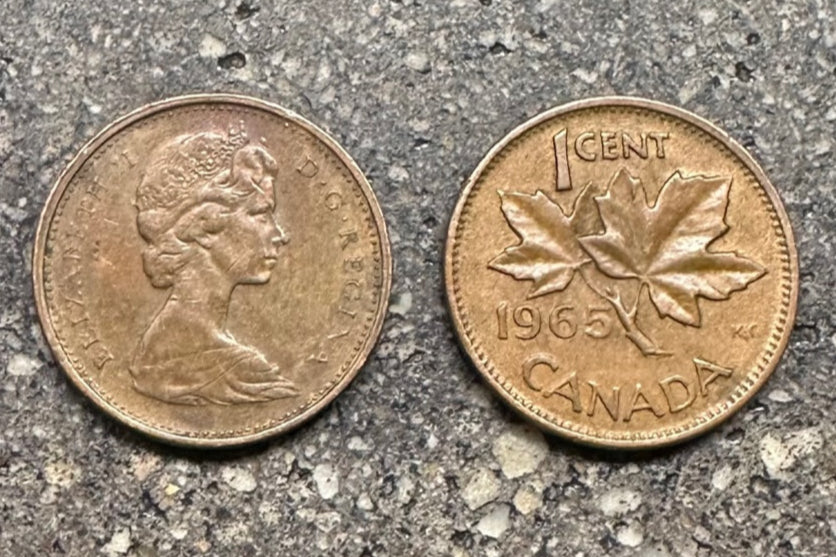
[34,94,391,447]
[445,97,798,448]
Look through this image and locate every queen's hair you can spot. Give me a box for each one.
[135,129,278,288]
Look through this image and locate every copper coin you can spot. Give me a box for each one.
[445,97,798,449]
[34,94,391,447]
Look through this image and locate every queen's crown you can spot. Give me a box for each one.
[136,121,250,211]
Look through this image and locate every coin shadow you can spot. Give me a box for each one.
[548,430,716,464]
[78,390,320,462]
[120,417,311,463]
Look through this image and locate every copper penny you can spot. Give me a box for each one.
[33,94,391,447]
[445,97,798,448]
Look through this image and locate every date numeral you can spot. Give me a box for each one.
[497,303,613,341]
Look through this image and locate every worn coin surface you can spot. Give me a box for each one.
[445,97,798,448]
[34,94,391,447]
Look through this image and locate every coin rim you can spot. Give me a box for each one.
[444,96,799,449]
[33,93,392,448]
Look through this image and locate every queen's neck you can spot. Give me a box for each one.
[166,254,236,335]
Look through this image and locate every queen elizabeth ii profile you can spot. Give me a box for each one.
[129,124,299,405]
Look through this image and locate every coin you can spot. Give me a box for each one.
[445,97,798,449]
[33,94,391,447]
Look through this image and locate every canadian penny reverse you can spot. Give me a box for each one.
[445,97,798,448]
[34,94,391,447]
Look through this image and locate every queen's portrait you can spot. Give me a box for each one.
[129,125,299,405]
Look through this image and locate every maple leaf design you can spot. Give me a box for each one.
[579,169,766,326]
[490,166,766,357]
[489,190,590,297]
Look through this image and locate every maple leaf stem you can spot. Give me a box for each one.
[579,267,670,357]
[612,293,671,357]
[625,287,639,321]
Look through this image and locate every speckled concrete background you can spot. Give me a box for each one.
[1,1,834,555]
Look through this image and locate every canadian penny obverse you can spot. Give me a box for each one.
[34,94,391,447]
[445,97,798,449]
